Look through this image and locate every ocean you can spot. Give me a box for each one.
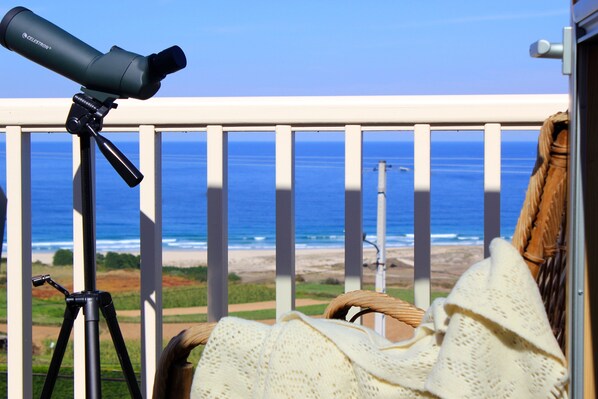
[0,135,536,252]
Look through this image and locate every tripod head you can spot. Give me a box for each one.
[66,93,143,187]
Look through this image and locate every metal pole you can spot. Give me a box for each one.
[375,160,387,336]
[79,134,96,292]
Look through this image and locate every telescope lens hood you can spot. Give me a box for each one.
[0,6,30,49]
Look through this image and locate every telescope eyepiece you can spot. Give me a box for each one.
[149,45,187,80]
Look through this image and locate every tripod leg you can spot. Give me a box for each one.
[40,304,79,399]
[84,295,103,399]
[99,293,142,399]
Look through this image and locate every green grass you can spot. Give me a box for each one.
[38,339,142,370]
[119,303,330,324]
[0,368,140,398]
[229,303,328,320]
[0,283,276,325]
[296,282,345,299]
[163,265,208,281]
[163,265,241,282]
[0,291,66,326]
[112,283,276,311]
[0,336,204,398]
[295,283,447,304]
[8,335,196,372]
[0,338,144,398]
[30,263,73,282]
[0,282,445,326]
[0,341,145,398]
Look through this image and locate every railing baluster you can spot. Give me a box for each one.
[6,126,32,399]
[207,125,228,321]
[275,125,296,319]
[484,123,502,257]
[344,125,363,294]
[139,125,162,397]
[414,124,431,309]
[72,134,91,398]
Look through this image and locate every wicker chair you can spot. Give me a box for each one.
[153,112,569,399]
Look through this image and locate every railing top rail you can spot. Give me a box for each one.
[0,94,568,129]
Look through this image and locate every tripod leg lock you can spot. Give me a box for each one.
[98,291,117,319]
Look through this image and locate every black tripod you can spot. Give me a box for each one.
[32,92,144,399]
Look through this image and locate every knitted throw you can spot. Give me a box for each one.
[191,239,568,398]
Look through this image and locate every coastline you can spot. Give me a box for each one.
[32,244,484,287]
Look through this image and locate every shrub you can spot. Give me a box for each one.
[102,252,140,270]
[163,266,241,283]
[163,266,208,281]
[96,253,105,264]
[53,249,73,266]
[320,277,341,285]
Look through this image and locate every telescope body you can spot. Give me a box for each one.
[1,6,186,100]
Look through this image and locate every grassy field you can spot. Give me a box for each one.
[0,283,443,326]
[0,338,203,398]
[0,258,447,398]
[0,368,140,398]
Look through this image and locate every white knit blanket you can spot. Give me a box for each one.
[191,239,568,398]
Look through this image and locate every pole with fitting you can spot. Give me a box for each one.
[375,160,387,336]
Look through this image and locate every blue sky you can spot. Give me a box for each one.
[0,1,570,98]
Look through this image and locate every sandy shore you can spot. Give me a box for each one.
[32,245,484,288]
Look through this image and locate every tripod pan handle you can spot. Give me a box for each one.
[94,134,144,187]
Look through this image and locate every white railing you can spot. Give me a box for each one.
[0,94,568,398]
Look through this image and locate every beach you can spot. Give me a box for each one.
[32,244,484,289]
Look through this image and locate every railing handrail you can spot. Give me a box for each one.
[0,94,567,128]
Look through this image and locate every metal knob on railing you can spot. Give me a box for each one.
[529,27,573,75]
[530,40,565,59]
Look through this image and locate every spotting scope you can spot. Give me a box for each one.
[0,6,186,99]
